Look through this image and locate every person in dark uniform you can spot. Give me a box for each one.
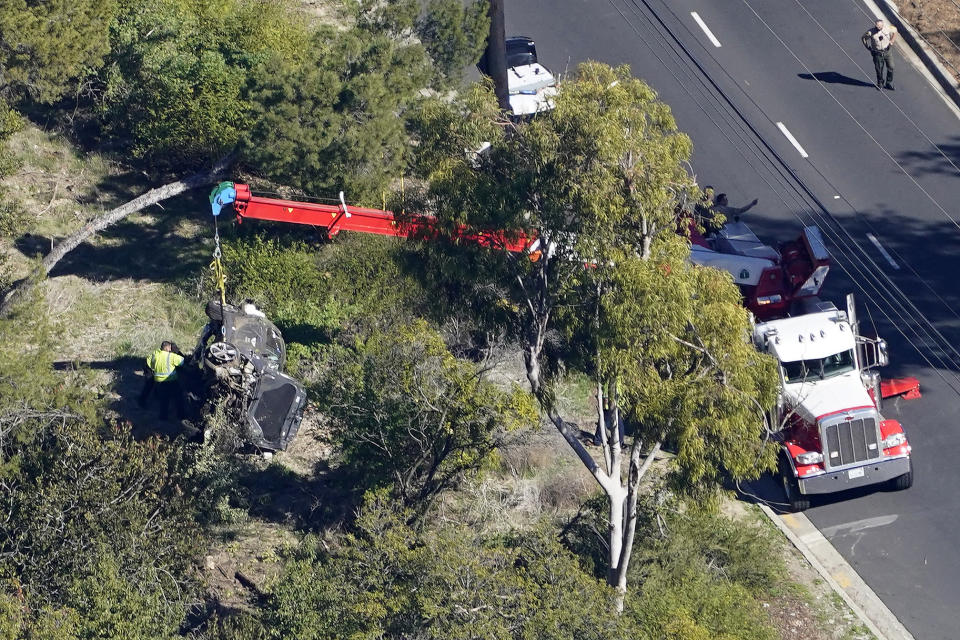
[712,193,758,222]
[862,19,898,90]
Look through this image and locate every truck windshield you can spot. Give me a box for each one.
[782,349,855,383]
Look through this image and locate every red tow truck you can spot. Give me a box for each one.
[687,210,917,510]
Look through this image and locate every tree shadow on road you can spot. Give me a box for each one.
[736,474,907,516]
[895,135,960,177]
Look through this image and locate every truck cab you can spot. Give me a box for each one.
[752,297,912,511]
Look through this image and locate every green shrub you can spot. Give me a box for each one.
[231,492,636,640]
[0,296,204,636]
[92,0,309,168]
[0,193,29,238]
[317,321,537,509]
[0,103,24,178]
[222,232,432,345]
[221,234,328,313]
[625,504,783,639]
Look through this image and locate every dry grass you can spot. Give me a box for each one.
[728,501,876,640]
[203,520,298,611]
[1,126,116,241]
[436,426,595,532]
[299,0,350,27]
[44,275,206,363]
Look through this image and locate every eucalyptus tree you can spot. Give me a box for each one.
[412,62,778,609]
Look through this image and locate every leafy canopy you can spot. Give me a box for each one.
[0,0,117,104]
[316,321,537,507]
[242,0,490,202]
[92,0,310,167]
[215,492,634,640]
[0,297,204,638]
[413,62,777,493]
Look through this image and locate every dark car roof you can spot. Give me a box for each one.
[505,36,537,67]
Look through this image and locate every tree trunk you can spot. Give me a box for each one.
[0,154,234,317]
[607,483,627,587]
[486,0,512,112]
[614,438,662,611]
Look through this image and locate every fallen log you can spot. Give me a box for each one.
[0,153,234,317]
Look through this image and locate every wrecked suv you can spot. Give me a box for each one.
[193,300,306,451]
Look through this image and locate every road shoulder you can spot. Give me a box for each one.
[759,504,914,640]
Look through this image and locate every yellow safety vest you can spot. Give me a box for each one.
[146,349,184,382]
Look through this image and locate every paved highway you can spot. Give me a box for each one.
[506,1,960,637]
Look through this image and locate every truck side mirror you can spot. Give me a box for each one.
[876,338,889,367]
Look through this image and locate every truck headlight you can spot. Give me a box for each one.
[757,295,783,305]
[794,451,823,465]
[883,432,906,448]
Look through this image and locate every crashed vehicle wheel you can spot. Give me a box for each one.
[205,341,238,368]
[205,300,238,323]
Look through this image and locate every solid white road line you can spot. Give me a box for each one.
[776,122,809,158]
[690,12,722,48]
[867,233,900,270]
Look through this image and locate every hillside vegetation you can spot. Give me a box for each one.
[0,1,873,638]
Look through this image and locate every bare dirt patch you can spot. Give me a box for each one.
[203,520,298,613]
[899,0,960,84]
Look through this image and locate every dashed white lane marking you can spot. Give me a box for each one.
[867,233,900,270]
[776,122,809,158]
[691,12,722,48]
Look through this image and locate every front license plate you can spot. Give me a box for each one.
[848,467,865,479]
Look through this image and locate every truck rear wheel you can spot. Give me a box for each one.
[779,454,810,512]
[890,461,913,491]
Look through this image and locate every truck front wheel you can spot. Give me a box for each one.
[890,461,913,491]
[779,454,810,512]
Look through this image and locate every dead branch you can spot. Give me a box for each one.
[0,153,235,317]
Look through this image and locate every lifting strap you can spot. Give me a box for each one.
[208,182,231,307]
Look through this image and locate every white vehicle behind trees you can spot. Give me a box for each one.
[478,36,557,117]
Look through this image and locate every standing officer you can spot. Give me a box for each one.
[862,19,898,90]
[139,341,186,419]
[713,193,758,222]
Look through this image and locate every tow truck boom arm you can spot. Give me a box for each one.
[210,182,536,255]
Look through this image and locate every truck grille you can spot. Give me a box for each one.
[824,418,879,468]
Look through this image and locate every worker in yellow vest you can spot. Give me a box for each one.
[138,341,186,419]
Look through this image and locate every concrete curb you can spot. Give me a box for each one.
[861,0,960,117]
[758,504,914,640]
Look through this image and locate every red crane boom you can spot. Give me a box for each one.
[212,182,537,255]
